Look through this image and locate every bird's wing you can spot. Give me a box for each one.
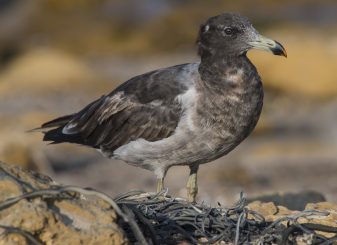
[42,63,198,151]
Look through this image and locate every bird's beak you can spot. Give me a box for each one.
[248,34,287,57]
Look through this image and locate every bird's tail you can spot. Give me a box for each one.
[32,97,106,146]
[30,114,82,144]
[29,114,73,132]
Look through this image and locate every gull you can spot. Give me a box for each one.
[38,13,286,202]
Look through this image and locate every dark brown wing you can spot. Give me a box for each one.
[41,63,196,151]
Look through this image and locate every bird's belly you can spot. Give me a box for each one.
[112,127,235,170]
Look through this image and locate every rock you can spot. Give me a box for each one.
[0,161,127,245]
[247,201,292,223]
[0,48,110,96]
[248,190,326,211]
[303,202,337,238]
[0,48,113,98]
[248,200,337,240]
[306,201,337,211]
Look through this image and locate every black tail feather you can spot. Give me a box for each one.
[43,126,84,145]
[37,114,82,145]
[28,114,74,133]
[41,114,74,129]
[41,114,98,147]
[37,96,107,147]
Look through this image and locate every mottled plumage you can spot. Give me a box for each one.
[39,13,286,202]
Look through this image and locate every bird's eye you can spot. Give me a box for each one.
[224,27,234,35]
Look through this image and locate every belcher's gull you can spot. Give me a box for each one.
[38,13,286,202]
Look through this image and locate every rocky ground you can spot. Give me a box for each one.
[1,161,337,245]
[0,161,126,245]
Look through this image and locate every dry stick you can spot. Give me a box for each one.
[114,190,147,202]
[284,223,337,245]
[0,225,43,245]
[121,206,148,245]
[0,165,36,192]
[129,206,159,245]
[320,235,337,245]
[234,211,245,245]
[263,209,329,233]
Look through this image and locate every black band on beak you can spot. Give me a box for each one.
[271,41,287,57]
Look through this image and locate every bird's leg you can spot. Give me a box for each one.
[186,165,199,202]
[156,177,164,193]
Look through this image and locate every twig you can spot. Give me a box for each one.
[0,225,42,245]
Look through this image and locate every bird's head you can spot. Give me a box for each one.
[197,13,287,58]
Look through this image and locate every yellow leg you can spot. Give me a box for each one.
[186,165,199,202]
[156,177,164,193]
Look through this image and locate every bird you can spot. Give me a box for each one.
[37,13,286,202]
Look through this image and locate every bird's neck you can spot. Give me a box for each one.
[198,53,253,84]
[200,51,248,65]
[196,53,262,104]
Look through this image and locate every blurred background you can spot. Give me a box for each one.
[0,0,336,205]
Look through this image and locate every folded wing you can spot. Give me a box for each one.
[41,63,196,152]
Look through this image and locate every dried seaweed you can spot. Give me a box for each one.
[115,191,334,245]
[117,191,269,244]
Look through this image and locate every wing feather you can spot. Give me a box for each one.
[41,63,197,151]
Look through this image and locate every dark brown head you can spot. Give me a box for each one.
[197,13,286,58]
